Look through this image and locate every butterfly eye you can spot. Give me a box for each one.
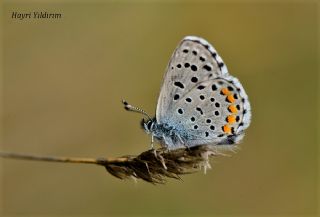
[147,121,153,129]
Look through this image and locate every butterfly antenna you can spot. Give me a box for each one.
[122,100,152,120]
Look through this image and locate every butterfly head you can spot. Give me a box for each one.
[140,117,156,134]
[122,100,156,134]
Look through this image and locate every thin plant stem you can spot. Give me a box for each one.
[0,151,127,166]
[0,146,220,184]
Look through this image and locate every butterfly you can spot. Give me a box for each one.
[123,36,251,150]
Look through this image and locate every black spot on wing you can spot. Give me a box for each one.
[196,107,203,115]
[191,65,198,71]
[191,77,198,83]
[174,94,179,100]
[203,65,212,71]
[197,85,205,90]
[174,82,184,89]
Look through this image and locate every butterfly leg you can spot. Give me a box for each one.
[177,135,184,146]
[162,135,170,148]
[150,135,167,169]
[150,135,155,149]
[176,134,189,150]
[150,135,160,158]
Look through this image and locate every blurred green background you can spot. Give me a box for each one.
[0,1,318,216]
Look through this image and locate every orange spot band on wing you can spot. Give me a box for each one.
[223,125,231,134]
[228,105,238,114]
[227,95,235,103]
[221,88,230,95]
[227,115,236,124]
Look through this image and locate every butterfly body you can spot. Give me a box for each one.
[142,117,191,148]
[128,36,251,150]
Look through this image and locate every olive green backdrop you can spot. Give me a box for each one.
[0,1,318,216]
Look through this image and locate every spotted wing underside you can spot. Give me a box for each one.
[155,36,251,148]
[156,36,228,123]
[170,76,250,147]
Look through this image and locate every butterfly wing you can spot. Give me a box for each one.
[156,36,251,148]
[172,76,251,147]
[156,36,228,122]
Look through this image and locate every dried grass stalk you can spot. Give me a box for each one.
[0,145,232,184]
